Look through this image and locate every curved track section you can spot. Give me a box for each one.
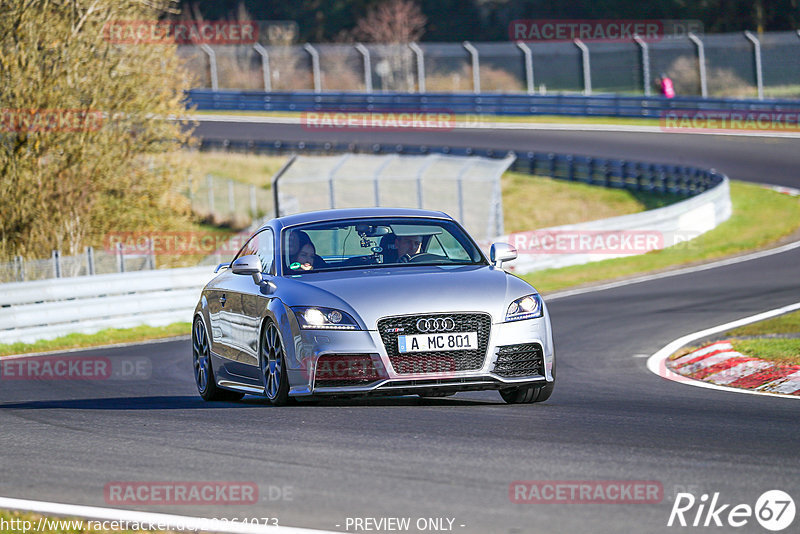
[1,122,798,533]
[193,120,800,188]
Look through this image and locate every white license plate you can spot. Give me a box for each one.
[397,332,478,353]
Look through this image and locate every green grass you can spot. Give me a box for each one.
[502,172,677,233]
[523,181,800,293]
[726,310,800,336]
[0,323,190,357]
[178,150,287,187]
[731,339,800,365]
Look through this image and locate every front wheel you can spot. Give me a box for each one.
[499,353,555,404]
[260,321,291,406]
[193,318,244,402]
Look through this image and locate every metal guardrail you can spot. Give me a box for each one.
[186,90,799,119]
[198,137,724,196]
[0,266,212,344]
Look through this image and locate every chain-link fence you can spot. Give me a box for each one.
[179,174,273,225]
[0,247,155,283]
[276,153,514,242]
[180,31,800,98]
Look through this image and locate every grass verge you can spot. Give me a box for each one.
[726,310,800,366]
[524,181,800,293]
[726,310,800,337]
[0,323,191,358]
[731,338,800,365]
[192,109,665,127]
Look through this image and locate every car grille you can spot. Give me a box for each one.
[377,313,491,374]
[493,343,545,378]
[314,354,383,388]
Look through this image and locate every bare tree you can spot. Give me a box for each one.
[353,0,426,44]
[351,0,426,92]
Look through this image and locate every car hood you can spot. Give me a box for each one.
[275,264,537,329]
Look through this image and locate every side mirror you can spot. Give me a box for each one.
[490,243,517,269]
[231,255,264,284]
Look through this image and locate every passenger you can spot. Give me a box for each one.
[293,242,316,271]
[287,230,326,270]
[287,230,312,259]
[395,234,423,262]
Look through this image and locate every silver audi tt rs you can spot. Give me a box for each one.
[192,208,555,405]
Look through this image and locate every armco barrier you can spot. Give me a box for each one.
[500,177,731,273]
[0,266,213,344]
[186,90,800,119]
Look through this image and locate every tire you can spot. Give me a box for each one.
[499,352,556,404]
[260,320,291,406]
[192,317,244,402]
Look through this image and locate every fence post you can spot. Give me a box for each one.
[743,31,764,100]
[199,44,218,91]
[688,33,707,97]
[328,154,351,209]
[373,154,397,208]
[206,174,215,214]
[117,242,125,273]
[354,43,373,93]
[573,38,592,95]
[249,184,257,219]
[148,238,156,270]
[416,155,439,209]
[253,43,272,92]
[52,249,61,278]
[516,41,535,95]
[633,35,651,96]
[271,155,298,218]
[187,177,194,209]
[15,255,24,282]
[303,43,322,93]
[228,179,235,213]
[463,41,480,94]
[86,246,95,275]
[408,42,425,92]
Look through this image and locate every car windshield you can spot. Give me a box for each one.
[281,217,486,274]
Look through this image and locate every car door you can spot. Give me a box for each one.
[222,228,276,380]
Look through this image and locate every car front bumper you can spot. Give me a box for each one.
[287,316,554,397]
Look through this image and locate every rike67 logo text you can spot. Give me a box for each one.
[668,490,795,531]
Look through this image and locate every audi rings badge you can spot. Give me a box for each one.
[416,317,456,332]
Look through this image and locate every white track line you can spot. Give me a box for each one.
[0,496,339,534]
[191,114,800,139]
[646,301,800,399]
[545,239,800,301]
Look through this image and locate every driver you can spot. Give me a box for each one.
[395,235,422,262]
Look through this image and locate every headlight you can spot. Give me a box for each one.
[292,307,360,330]
[505,294,543,322]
